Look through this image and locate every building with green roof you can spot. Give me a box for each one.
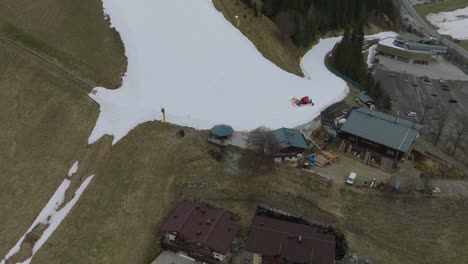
[271,128,308,159]
[338,108,423,170]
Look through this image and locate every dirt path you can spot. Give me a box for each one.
[0,35,93,90]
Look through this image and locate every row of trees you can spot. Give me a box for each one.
[243,0,397,48]
[332,26,391,110]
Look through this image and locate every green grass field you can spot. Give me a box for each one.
[0,43,100,259]
[414,0,468,18]
[1,0,468,263]
[0,0,126,88]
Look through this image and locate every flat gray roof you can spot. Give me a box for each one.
[340,108,423,153]
[406,42,448,53]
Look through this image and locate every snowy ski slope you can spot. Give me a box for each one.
[89,0,394,144]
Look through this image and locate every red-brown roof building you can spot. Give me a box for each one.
[246,215,336,264]
[160,201,239,263]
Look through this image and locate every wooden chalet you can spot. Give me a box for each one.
[160,201,239,263]
[271,127,308,161]
[338,108,423,171]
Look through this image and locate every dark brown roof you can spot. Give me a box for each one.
[160,201,239,254]
[246,216,335,264]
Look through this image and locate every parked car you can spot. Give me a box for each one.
[406,111,417,117]
[346,172,357,185]
[442,87,449,91]
[449,99,458,103]
[431,92,438,97]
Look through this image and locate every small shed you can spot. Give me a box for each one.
[210,124,234,140]
[271,127,308,158]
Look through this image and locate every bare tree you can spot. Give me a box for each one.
[449,119,467,157]
[246,127,279,155]
[242,127,279,171]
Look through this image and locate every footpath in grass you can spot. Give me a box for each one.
[0,0,126,88]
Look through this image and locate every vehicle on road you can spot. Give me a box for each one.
[442,87,450,91]
[449,99,458,104]
[431,92,438,97]
[406,111,417,117]
[346,172,357,185]
[404,80,410,83]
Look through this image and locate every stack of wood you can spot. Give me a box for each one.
[323,151,338,163]
[314,155,330,167]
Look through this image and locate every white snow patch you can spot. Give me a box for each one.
[89,0,351,145]
[67,161,79,177]
[427,7,468,40]
[0,175,94,264]
[368,31,403,50]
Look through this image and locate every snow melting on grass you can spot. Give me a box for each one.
[427,7,468,40]
[67,161,79,177]
[89,0,350,145]
[1,165,94,264]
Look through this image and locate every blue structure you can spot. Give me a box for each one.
[210,124,234,139]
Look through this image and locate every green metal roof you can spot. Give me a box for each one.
[272,128,308,150]
[340,108,423,153]
[211,124,234,137]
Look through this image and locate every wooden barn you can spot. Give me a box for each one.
[338,108,422,171]
[159,201,239,263]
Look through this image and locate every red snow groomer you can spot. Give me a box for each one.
[292,96,314,106]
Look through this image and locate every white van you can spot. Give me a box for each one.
[346,172,357,185]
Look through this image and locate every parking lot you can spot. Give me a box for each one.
[373,66,468,165]
[375,55,468,81]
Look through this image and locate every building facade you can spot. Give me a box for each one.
[338,108,422,171]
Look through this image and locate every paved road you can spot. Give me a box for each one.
[400,0,468,60]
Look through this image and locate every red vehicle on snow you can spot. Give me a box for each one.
[292,96,314,106]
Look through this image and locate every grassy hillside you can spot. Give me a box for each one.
[414,0,468,17]
[26,122,468,264]
[0,0,126,88]
[213,0,303,76]
[1,1,467,264]
[0,44,99,258]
